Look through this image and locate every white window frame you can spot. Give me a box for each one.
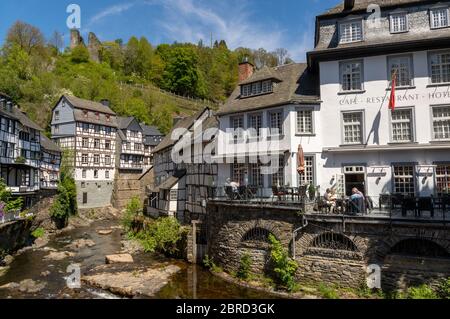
[339,60,364,92]
[430,7,449,29]
[428,51,450,84]
[390,107,414,143]
[387,55,413,88]
[81,154,88,165]
[339,19,363,44]
[435,163,450,194]
[431,105,450,141]
[390,13,409,33]
[105,170,110,179]
[231,115,245,142]
[268,110,283,136]
[248,113,262,138]
[170,189,178,201]
[392,164,416,196]
[341,111,364,145]
[296,108,314,135]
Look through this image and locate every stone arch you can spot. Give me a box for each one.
[308,232,359,252]
[241,227,273,243]
[389,238,449,258]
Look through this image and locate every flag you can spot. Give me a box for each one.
[297,144,305,175]
[389,71,396,111]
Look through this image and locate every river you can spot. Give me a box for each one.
[0,219,274,299]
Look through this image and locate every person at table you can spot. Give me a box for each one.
[350,188,365,214]
[324,188,337,212]
[226,178,240,196]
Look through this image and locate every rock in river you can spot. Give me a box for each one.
[0,279,46,294]
[43,251,75,261]
[97,229,113,235]
[105,254,134,264]
[65,238,96,250]
[82,264,181,298]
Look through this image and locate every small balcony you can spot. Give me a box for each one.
[8,185,40,194]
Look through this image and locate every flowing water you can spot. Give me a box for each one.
[0,219,274,299]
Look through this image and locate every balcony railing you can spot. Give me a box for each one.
[8,185,40,193]
[209,186,450,221]
[0,210,34,224]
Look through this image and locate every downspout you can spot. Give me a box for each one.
[292,214,308,259]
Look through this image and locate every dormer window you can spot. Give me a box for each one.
[430,7,449,29]
[241,80,273,97]
[106,115,110,122]
[95,112,100,120]
[339,20,363,44]
[390,13,408,33]
[83,111,88,118]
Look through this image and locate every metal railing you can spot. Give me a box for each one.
[0,210,33,224]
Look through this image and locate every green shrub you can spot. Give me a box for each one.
[203,255,222,273]
[122,196,143,232]
[31,227,45,238]
[437,278,450,299]
[236,253,252,280]
[132,217,183,255]
[407,284,438,299]
[318,283,340,299]
[268,234,298,292]
[0,178,23,212]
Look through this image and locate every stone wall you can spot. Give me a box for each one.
[76,180,114,209]
[206,202,450,291]
[0,220,33,257]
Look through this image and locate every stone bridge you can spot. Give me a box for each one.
[204,202,450,291]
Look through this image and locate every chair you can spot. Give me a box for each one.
[417,197,434,218]
[225,186,238,200]
[272,186,286,202]
[317,196,331,214]
[391,194,404,212]
[401,196,416,217]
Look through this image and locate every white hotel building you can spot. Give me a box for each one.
[216,0,450,206]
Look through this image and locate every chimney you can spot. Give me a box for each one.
[344,0,355,10]
[100,99,110,107]
[238,57,254,83]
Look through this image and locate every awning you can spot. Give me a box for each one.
[159,175,181,190]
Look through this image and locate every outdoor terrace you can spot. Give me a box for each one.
[209,186,450,222]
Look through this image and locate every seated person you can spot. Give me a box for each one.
[324,188,337,212]
[226,178,240,196]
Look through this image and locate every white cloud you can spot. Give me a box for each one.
[89,2,137,25]
[88,0,314,61]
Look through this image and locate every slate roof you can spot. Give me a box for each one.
[117,116,135,129]
[239,66,282,85]
[12,107,43,131]
[40,135,61,153]
[153,108,213,153]
[319,0,431,17]
[140,123,163,137]
[64,95,116,115]
[217,63,320,116]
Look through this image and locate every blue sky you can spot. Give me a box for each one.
[0,0,340,62]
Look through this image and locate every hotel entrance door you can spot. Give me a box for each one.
[343,166,366,196]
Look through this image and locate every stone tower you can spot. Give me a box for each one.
[70,29,85,49]
[88,32,102,63]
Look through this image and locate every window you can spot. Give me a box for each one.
[82,169,86,178]
[54,125,59,133]
[55,111,60,121]
[340,61,363,91]
[82,154,88,164]
[241,80,273,97]
[232,162,246,185]
[106,127,111,135]
[94,154,100,164]
[106,115,110,122]
[94,170,98,179]
[81,182,86,188]
[296,109,313,134]
[432,106,450,140]
[95,112,100,120]
[430,8,449,29]
[105,140,110,150]
[105,170,109,179]
[134,143,142,151]
[390,13,408,33]
[126,142,131,150]
[248,113,262,138]
[83,111,88,118]
[269,111,283,136]
[436,164,450,194]
[248,162,263,187]
[393,165,415,195]
[105,155,111,166]
[231,116,244,141]
[94,125,100,133]
[262,80,273,93]
[298,155,315,186]
[339,20,363,43]
[170,189,178,201]
[272,156,285,186]
[83,192,88,204]
[94,139,100,149]
[82,123,89,132]
[388,55,413,87]
[391,108,413,142]
[429,52,450,84]
[82,138,88,148]
[342,112,363,144]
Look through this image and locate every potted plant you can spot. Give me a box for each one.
[308,184,316,201]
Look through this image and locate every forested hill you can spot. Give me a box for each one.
[0,21,294,134]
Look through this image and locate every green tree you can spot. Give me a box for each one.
[70,45,90,63]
